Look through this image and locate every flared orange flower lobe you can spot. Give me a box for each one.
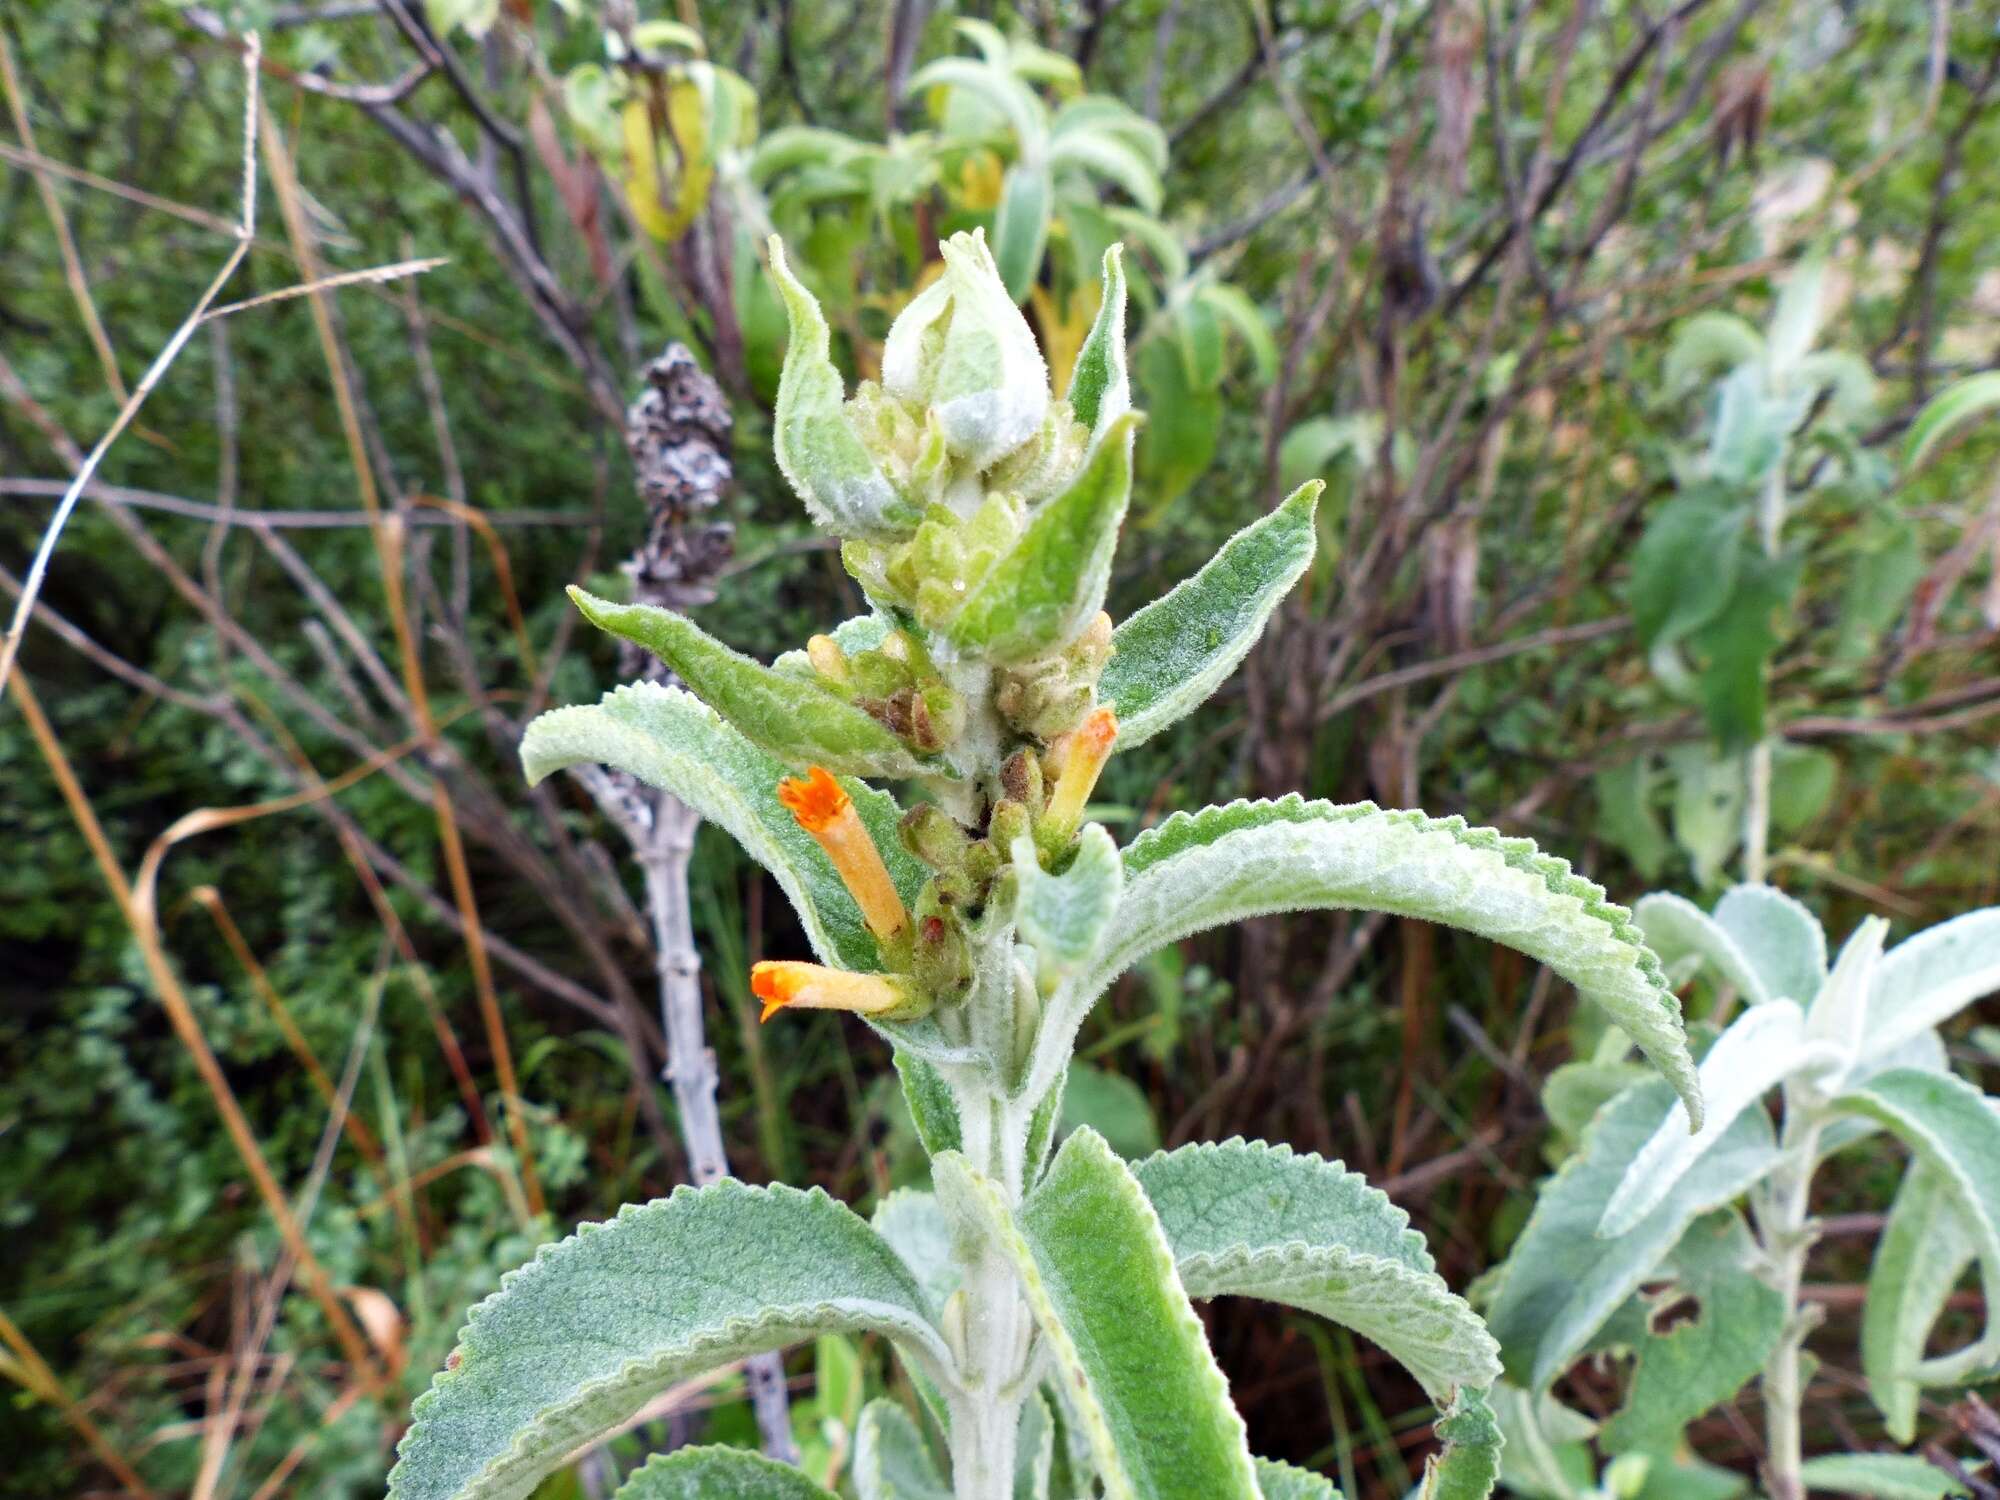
[750,961,910,1023]
[1045,706,1118,836]
[777,765,850,831]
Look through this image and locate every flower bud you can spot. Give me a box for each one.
[882,230,1049,472]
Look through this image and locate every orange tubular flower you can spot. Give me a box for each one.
[777,766,909,944]
[1043,707,1118,837]
[751,961,913,1024]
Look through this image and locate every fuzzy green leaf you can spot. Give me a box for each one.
[1866,908,2000,1057]
[1014,825,1123,988]
[1632,891,1777,1006]
[1036,797,1699,1126]
[1067,246,1130,441]
[1132,1139,1498,1400]
[936,1129,1260,1500]
[993,162,1054,303]
[1420,1389,1505,1500]
[388,1182,949,1500]
[1710,885,1827,1006]
[872,1189,959,1314]
[1099,482,1321,750]
[613,1447,838,1499]
[1830,1068,2000,1385]
[1629,489,1748,652]
[894,1049,963,1159]
[942,412,1141,663]
[1486,1079,1778,1390]
[1255,1459,1343,1500]
[1863,1160,1979,1444]
[1598,1000,1841,1238]
[1598,1211,1785,1454]
[1903,370,2000,473]
[565,590,933,779]
[768,238,911,538]
[522,683,923,973]
[1018,1391,1056,1500]
[856,1398,950,1500]
[1799,1455,1970,1500]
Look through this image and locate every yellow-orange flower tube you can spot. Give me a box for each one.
[777,766,909,945]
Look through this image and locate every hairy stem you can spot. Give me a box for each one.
[947,1082,1034,1498]
[639,797,797,1461]
[1754,1106,1824,1500]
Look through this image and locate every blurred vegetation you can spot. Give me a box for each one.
[2,1,1996,1496]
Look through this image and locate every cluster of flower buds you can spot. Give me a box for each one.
[574,228,1137,1030]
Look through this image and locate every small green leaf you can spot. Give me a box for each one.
[521,683,924,973]
[1489,1384,1597,1500]
[389,1182,949,1500]
[855,1398,950,1500]
[1903,370,2000,473]
[1136,336,1220,507]
[1100,482,1321,750]
[1014,825,1123,988]
[1036,797,1699,1128]
[1420,1389,1505,1500]
[1132,1139,1498,1399]
[1688,547,1800,750]
[1662,312,1762,396]
[1769,744,1838,833]
[1195,283,1279,386]
[936,1130,1261,1500]
[942,411,1142,663]
[768,238,912,538]
[1486,1079,1778,1390]
[1629,490,1748,651]
[1710,885,1827,1006]
[1863,1160,1978,1443]
[993,163,1054,303]
[1593,760,1672,884]
[1067,246,1131,441]
[894,1049,963,1160]
[1254,1458,1343,1500]
[612,1446,839,1499]
[1598,1211,1786,1454]
[566,589,934,778]
[1056,1063,1161,1160]
[1049,130,1163,215]
[1798,1454,1970,1500]
[1829,1068,2000,1385]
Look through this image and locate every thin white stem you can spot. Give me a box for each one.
[1754,1103,1825,1500]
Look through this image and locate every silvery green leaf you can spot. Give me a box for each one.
[1542,1058,1652,1145]
[1711,884,1828,1004]
[992,161,1053,303]
[1597,1001,1841,1238]
[1014,825,1122,989]
[1419,1389,1505,1500]
[1067,246,1130,443]
[612,1446,839,1499]
[1829,1068,2000,1385]
[1253,1458,1342,1500]
[941,411,1141,663]
[1903,370,2000,472]
[521,683,924,973]
[935,1130,1261,1500]
[1663,312,1763,396]
[1863,1159,1979,1443]
[906,57,1049,155]
[1633,891,1775,1006]
[388,1182,950,1500]
[1706,366,1793,487]
[1099,481,1321,750]
[566,590,936,779]
[856,1398,950,1500]
[1490,1384,1597,1500]
[1049,128,1163,214]
[1017,1391,1055,1500]
[768,238,911,538]
[872,1189,959,1313]
[1866,907,2000,1056]
[1804,915,1888,1070]
[1797,1454,1970,1500]
[1765,256,1828,381]
[1486,1078,1779,1390]
[883,229,1049,470]
[1793,349,1876,426]
[894,1049,963,1159]
[1131,1139,1499,1400]
[1037,797,1700,1126]
[1597,1211,1785,1454]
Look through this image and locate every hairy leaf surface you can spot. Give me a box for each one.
[390,1183,949,1500]
[1131,1140,1497,1399]
[1863,1160,1979,1443]
[1633,892,1776,1006]
[1710,884,1827,1004]
[1798,1454,1970,1500]
[1099,482,1321,750]
[1038,797,1698,1123]
[522,683,923,973]
[1487,1079,1778,1389]
[936,1130,1260,1500]
[1254,1459,1343,1500]
[1866,908,2000,1056]
[856,1398,951,1500]
[613,1446,839,1499]
[566,590,933,778]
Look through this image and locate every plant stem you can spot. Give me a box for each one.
[639,796,797,1461]
[946,1083,1033,1499]
[1754,1107,1824,1500]
[1744,461,1785,884]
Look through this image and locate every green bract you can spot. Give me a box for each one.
[400,236,1713,1500]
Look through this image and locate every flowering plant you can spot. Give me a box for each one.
[388,232,1700,1500]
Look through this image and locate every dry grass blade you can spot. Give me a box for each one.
[0,1304,160,1498]
[202,257,448,320]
